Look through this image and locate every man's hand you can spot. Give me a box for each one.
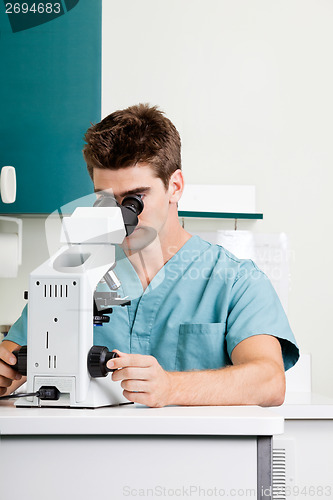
[0,341,23,397]
[108,350,173,408]
[107,335,285,408]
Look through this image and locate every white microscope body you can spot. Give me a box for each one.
[16,194,143,408]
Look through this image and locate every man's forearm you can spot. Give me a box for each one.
[168,360,286,407]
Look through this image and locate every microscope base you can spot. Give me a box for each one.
[15,375,128,408]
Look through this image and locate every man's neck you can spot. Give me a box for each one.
[125,224,192,290]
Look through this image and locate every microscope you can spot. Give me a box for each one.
[12,192,143,408]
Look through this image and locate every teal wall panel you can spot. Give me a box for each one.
[0,0,101,214]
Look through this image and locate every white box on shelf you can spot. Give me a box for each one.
[178,185,256,213]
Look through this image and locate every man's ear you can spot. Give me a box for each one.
[168,169,184,203]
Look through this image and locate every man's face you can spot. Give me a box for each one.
[93,164,173,252]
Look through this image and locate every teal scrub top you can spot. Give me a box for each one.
[6,235,299,372]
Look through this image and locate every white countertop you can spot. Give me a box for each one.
[276,392,333,419]
[0,401,284,436]
[1,392,332,436]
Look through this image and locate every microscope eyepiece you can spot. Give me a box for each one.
[121,195,144,215]
[121,195,144,236]
[93,192,144,236]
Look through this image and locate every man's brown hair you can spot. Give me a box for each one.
[83,103,181,189]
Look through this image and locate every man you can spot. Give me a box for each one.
[0,104,299,407]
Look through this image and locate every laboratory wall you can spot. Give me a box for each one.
[101,0,333,397]
[1,0,333,397]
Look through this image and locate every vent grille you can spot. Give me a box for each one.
[48,355,57,369]
[43,283,68,298]
[272,448,286,500]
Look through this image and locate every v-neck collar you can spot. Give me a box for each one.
[114,235,210,299]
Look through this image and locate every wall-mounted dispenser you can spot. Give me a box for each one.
[0,167,22,277]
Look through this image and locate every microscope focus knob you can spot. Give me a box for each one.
[12,345,27,376]
[87,346,119,378]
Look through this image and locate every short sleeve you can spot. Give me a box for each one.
[5,304,28,346]
[226,262,299,371]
